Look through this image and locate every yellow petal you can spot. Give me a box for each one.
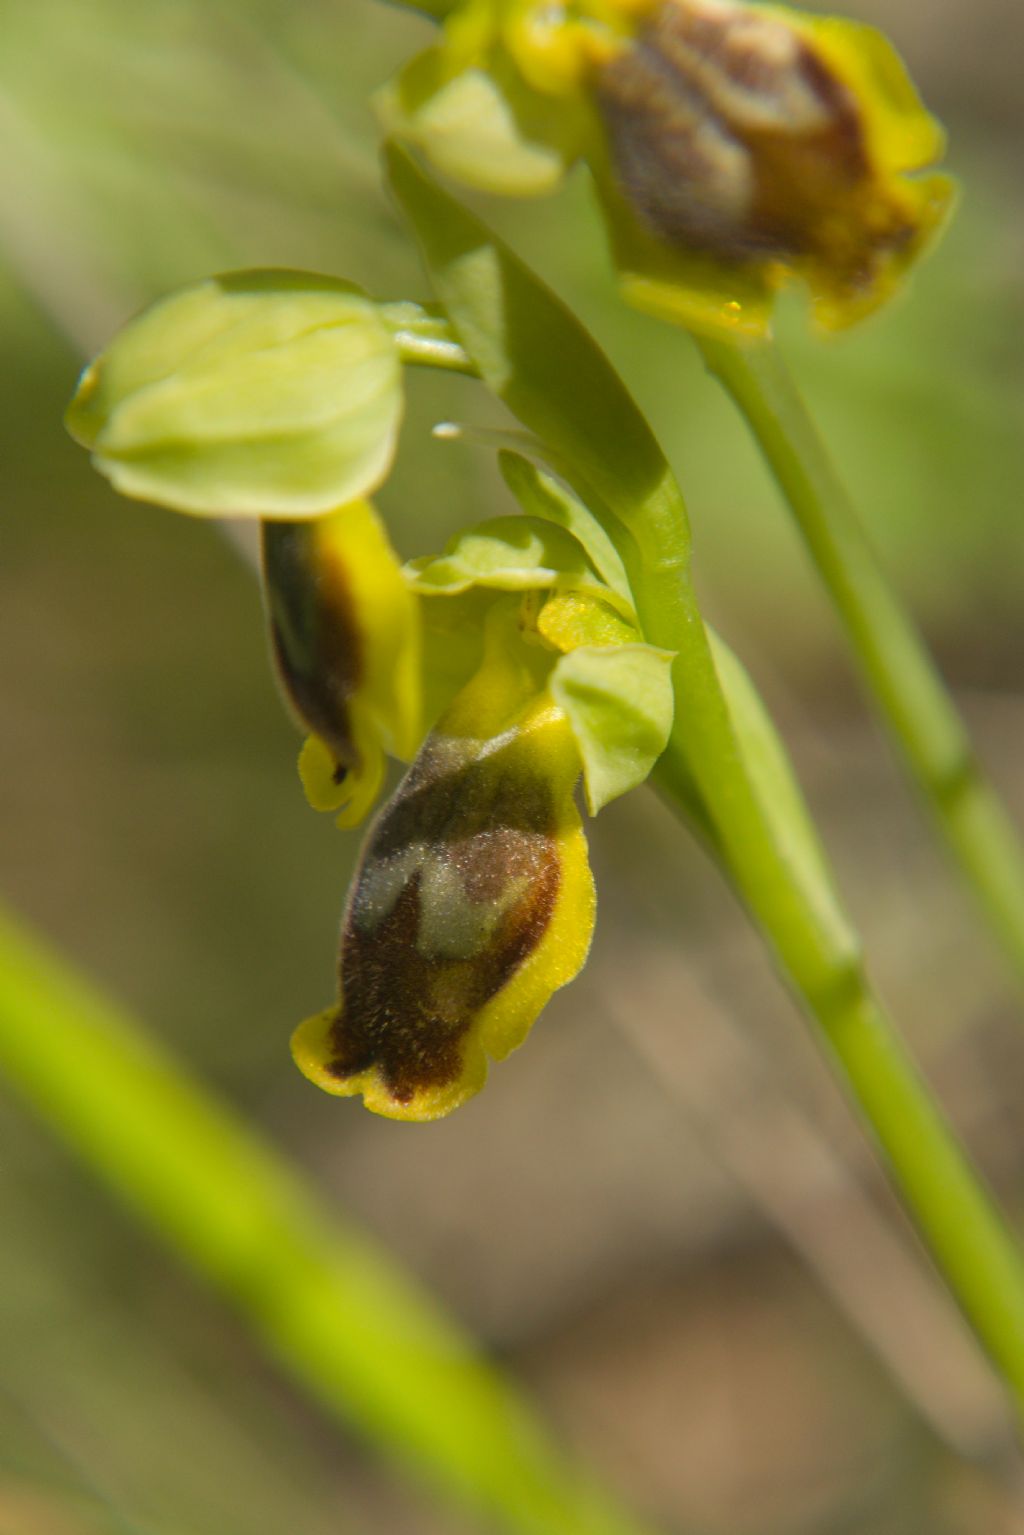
[262,500,421,825]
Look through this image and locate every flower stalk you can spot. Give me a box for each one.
[698,332,1024,996]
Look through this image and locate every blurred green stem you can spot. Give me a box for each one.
[697,334,1024,997]
[0,903,657,1535]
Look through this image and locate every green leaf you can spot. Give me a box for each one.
[551,643,675,814]
[66,270,403,518]
[498,451,635,617]
[407,514,633,613]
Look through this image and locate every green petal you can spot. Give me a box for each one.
[407,513,634,615]
[66,271,403,517]
[498,450,636,616]
[550,641,675,814]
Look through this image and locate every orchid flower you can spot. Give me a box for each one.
[380,0,954,337]
[66,275,673,1119]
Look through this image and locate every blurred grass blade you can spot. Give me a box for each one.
[0,901,659,1535]
[698,333,1024,1001]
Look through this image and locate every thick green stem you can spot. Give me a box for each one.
[0,903,658,1535]
[698,334,1024,995]
[654,741,1024,1417]
[646,570,1024,1417]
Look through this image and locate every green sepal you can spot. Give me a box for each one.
[498,450,635,618]
[376,45,578,197]
[406,514,634,616]
[66,270,403,518]
[550,642,674,814]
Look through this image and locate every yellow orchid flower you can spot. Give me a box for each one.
[590,0,955,335]
[291,600,596,1120]
[385,0,954,337]
[64,247,677,1122]
[291,474,675,1121]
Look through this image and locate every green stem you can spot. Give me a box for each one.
[0,903,658,1535]
[647,572,1024,1420]
[698,333,1024,995]
[654,741,1024,1417]
[380,300,479,374]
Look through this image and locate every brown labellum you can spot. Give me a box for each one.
[322,730,561,1106]
[595,0,912,282]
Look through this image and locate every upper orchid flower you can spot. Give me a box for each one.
[381,0,955,337]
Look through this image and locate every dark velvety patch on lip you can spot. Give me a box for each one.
[261,519,363,769]
[324,734,562,1105]
[595,0,879,270]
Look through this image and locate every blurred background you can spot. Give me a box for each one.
[2,0,1024,1531]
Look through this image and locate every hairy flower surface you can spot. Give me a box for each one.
[384,0,953,335]
[292,605,596,1120]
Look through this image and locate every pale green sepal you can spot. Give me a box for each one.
[376,49,572,196]
[710,632,851,951]
[66,271,403,518]
[550,642,675,815]
[498,450,635,618]
[407,514,633,615]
